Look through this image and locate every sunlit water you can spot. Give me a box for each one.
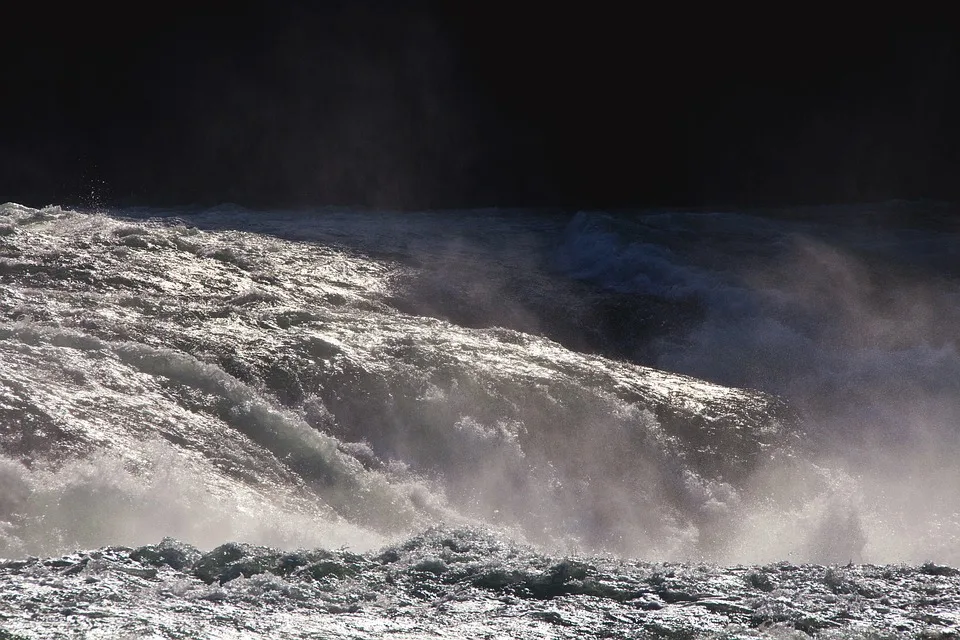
[1,201,958,571]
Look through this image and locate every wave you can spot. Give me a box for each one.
[0,203,957,565]
[554,207,960,565]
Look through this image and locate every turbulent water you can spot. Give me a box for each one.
[0,201,958,638]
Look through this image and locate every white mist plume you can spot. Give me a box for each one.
[0,441,386,557]
[656,233,960,565]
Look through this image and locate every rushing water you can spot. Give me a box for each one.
[0,202,958,638]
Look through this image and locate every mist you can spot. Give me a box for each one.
[385,207,960,565]
[0,443,388,557]
[649,227,960,565]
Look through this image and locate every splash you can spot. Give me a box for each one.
[0,202,957,565]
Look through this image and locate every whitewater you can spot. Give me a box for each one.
[0,201,957,638]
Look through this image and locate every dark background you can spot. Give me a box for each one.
[2,3,957,210]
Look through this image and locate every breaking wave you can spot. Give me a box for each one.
[0,202,958,567]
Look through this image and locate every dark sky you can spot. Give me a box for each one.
[2,4,958,210]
